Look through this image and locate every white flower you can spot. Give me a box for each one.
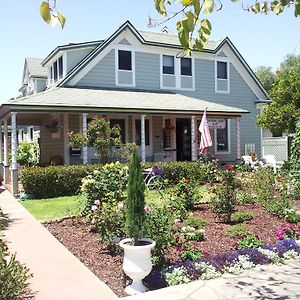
[91,205,97,212]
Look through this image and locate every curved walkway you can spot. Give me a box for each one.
[0,187,118,300]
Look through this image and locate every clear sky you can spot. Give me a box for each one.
[0,0,299,102]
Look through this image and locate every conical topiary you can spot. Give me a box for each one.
[125,148,146,245]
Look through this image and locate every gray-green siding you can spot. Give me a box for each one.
[76,50,115,87]
[66,48,94,73]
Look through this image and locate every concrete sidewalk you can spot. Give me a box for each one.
[128,258,300,300]
[0,187,118,300]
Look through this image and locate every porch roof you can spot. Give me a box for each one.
[2,87,248,117]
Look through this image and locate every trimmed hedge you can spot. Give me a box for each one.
[21,161,215,199]
[21,164,99,199]
[142,161,216,184]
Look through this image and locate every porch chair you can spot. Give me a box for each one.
[241,155,257,169]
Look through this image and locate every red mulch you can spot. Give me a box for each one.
[44,204,285,297]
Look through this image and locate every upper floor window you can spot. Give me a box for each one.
[163,55,174,74]
[181,58,192,76]
[217,61,228,79]
[118,50,132,71]
[215,60,230,93]
[58,56,63,78]
[53,61,58,81]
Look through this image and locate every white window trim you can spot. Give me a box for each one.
[215,59,230,94]
[160,54,195,91]
[214,119,231,155]
[132,116,153,155]
[107,115,129,143]
[115,45,135,88]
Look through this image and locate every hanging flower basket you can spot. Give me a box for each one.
[46,120,61,133]
[163,124,176,131]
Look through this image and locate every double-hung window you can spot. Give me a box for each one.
[162,55,174,74]
[215,60,230,93]
[135,119,150,146]
[118,50,132,71]
[181,57,192,76]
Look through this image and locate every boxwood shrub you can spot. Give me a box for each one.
[21,164,99,199]
[142,161,216,184]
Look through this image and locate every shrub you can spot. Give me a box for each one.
[182,216,208,229]
[231,211,253,223]
[0,208,32,300]
[81,161,127,210]
[283,208,300,223]
[142,161,218,184]
[17,141,39,166]
[226,224,252,238]
[175,178,197,210]
[235,190,255,205]
[210,168,236,223]
[146,206,175,265]
[21,164,99,198]
[237,234,262,249]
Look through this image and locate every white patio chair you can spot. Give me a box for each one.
[263,155,277,174]
[241,155,257,169]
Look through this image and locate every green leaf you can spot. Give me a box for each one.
[192,0,201,15]
[181,0,192,5]
[295,0,300,17]
[40,1,51,24]
[203,0,215,15]
[155,0,167,16]
[272,2,284,15]
[57,12,66,29]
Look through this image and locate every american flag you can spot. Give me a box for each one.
[199,110,212,154]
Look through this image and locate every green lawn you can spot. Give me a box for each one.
[21,195,85,221]
[21,185,212,221]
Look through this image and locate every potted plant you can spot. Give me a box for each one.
[119,148,155,295]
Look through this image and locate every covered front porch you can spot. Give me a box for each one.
[0,87,247,194]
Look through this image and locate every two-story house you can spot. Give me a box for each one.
[0,21,268,194]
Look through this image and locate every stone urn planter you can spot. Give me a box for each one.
[119,238,156,295]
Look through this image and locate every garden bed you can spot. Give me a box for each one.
[44,203,284,297]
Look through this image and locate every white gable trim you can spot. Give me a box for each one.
[216,42,268,100]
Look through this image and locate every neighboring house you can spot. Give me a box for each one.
[0,21,269,194]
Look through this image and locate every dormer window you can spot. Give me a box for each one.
[48,55,64,86]
[118,50,132,70]
[217,61,227,79]
[181,58,192,76]
[162,55,174,74]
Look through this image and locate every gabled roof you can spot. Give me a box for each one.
[58,20,224,87]
[24,57,47,79]
[3,86,248,116]
[42,40,102,66]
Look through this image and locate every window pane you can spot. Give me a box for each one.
[163,55,174,74]
[53,61,58,81]
[217,61,227,79]
[58,56,63,78]
[118,50,132,70]
[110,119,126,144]
[181,58,192,76]
[135,119,149,146]
[216,120,228,152]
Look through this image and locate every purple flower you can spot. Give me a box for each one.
[94,199,101,206]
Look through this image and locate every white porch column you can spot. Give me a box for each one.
[82,113,88,164]
[141,115,146,162]
[191,116,197,161]
[63,113,70,165]
[236,117,241,160]
[11,112,18,195]
[3,119,9,184]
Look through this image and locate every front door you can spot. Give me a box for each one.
[176,118,191,161]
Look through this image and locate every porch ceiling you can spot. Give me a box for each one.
[2,86,248,118]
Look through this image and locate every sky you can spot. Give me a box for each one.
[0,0,299,102]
